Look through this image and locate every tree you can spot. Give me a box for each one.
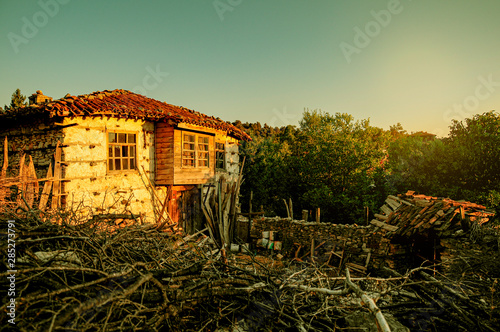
[386,110,500,210]
[288,110,391,222]
[4,88,28,112]
[446,111,500,205]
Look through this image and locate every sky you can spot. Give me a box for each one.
[1,0,499,137]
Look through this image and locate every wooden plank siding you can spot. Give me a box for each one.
[155,122,174,185]
[155,122,217,185]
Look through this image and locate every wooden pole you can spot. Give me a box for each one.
[1,136,7,179]
[283,199,290,219]
[289,198,293,220]
[310,238,315,263]
[316,208,321,223]
[249,190,253,215]
[52,141,61,210]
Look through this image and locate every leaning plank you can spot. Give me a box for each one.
[39,163,53,211]
[385,197,401,210]
[25,156,36,208]
[380,204,393,216]
[52,141,62,209]
[345,268,391,332]
[17,154,26,207]
[370,219,399,232]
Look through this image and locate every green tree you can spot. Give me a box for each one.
[289,110,391,223]
[446,111,500,204]
[386,110,500,210]
[4,88,28,112]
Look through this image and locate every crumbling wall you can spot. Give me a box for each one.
[61,117,158,222]
[251,218,393,270]
[0,120,64,179]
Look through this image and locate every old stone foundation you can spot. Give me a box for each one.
[249,217,497,273]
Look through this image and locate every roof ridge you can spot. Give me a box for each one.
[1,89,251,141]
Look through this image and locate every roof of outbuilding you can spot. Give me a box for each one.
[2,89,251,141]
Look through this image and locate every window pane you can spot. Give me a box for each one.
[109,133,116,143]
[115,159,121,170]
[128,134,136,143]
[130,158,135,169]
[123,159,129,169]
[109,147,113,157]
[130,146,135,157]
[118,133,127,143]
[184,134,195,142]
[114,146,121,157]
[184,142,195,150]
[122,146,128,157]
[109,160,114,171]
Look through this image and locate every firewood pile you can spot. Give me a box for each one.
[371,191,496,239]
[2,205,500,331]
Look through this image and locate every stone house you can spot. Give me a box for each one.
[0,89,250,232]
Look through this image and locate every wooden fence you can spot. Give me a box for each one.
[0,136,62,212]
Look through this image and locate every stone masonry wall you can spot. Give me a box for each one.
[0,120,64,179]
[61,117,159,222]
[251,217,393,270]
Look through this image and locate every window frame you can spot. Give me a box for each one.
[107,130,138,173]
[215,141,225,170]
[181,131,211,169]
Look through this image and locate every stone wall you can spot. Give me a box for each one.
[250,217,497,272]
[60,117,158,222]
[0,119,64,179]
[250,217,393,270]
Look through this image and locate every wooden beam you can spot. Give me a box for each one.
[52,141,62,210]
[38,163,53,211]
[370,219,399,232]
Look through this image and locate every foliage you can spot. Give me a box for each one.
[387,111,500,209]
[237,110,499,223]
[3,88,28,112]
[237,110,392,223]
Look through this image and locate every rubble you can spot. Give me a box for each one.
[1,190,499,331]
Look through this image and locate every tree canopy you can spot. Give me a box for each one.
[3,88,28,112]
[237,110,499,223]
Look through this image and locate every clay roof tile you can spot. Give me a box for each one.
[11,89,250,141]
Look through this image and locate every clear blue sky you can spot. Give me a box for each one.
[1,0,499,137]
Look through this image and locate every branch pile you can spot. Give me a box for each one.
[1,208,499,331]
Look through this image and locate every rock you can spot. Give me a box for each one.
[344,312,410,332]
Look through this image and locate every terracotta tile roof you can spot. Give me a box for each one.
[3,89,251,141]
[371,191,496,239]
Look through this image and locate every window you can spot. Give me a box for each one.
[198,136,209,167]
[182,134,195,167]
[182,132,210,168]
[215,142,225,169]
[108,132,137,172]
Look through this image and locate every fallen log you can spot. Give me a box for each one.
[345,268,391,332]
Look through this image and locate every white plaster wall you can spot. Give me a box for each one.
[61,117,157,222]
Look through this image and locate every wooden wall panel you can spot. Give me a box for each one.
[155,122,174,185]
